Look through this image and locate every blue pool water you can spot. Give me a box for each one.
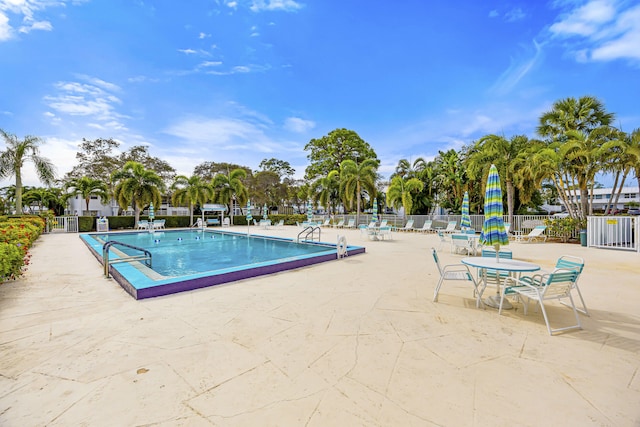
[80,229,364,299]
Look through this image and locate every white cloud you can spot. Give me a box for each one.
[250,0,303,13]
[490,39,543,95]
[488,9,499,18]
[43,76,127,129]
[18,19,51,33]
[284,117,315,133]
[505,8,526,22]
[0,11,13,40]
[549,1,640,63]
[178,48,197,54]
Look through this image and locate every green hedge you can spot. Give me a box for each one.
[79,214,310,231]
[0,216,46,282]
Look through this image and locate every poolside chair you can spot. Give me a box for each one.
[522,225,547,243]
[550,255,588,315]
[442,221,458,233]
[417,220,434,233]
[504,222,511,235]
[477,247,513,288]
[499,268,582,335]
[396,219,414,232]
[450,234,473,255]
[437,231,451,251]
[333,219,345,228]
[320,218,331,227]
[379,219,388,228]
[274,219,285,228]
[152,219,166,230]
[431,248,483,308]
[377,226,392,240]
[136,220,149,230]
[344,219,356,229]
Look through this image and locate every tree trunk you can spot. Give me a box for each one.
[506,179,514,226]
[15,169,23,214]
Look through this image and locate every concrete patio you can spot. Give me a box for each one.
[1,226,639,426]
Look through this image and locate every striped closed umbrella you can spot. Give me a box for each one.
[460,191,471,230]
[246,200,252,235]
[307,200,313,223]
[148,202,155,220]
[263,203,268,220]
[371,197,378,224]
[480,164,509,258]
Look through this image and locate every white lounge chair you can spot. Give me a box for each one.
[450,234,472,255]
[431,248,483,308]
[520,225,547,242]
[499,268,582,335]
[442,221,458,233]
[417,220,434,233]
[274,219,285,228]
[396,219,414,232]
[152,219,165,229]
[379,219,388,228]
[333,219,345,228]
[136,220,149,230]
[320,218,331,227]
[377,226,392,240]
[344,219,356,229]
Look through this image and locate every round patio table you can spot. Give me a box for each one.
[461,257,541,309]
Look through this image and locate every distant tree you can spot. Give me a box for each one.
[310,170,340,215]
[193,161,251,181]
[65,176,109,214]
[112,161,164,224]
[339,159,378,224]
[304,128,378,180]
[171,175,215,225]
[386,175,424,216]
[0,129,56,214]
[252,170,283,208]
[212,168,248,225]
[118,145,176,184]
[66,137,120,183]
[258,158,295,179]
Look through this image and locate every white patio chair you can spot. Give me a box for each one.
[431,248,484,308]
[417,220,434,233]
[377,226,392,240]
[437,231,451,251]
[499,268,582,335]
[395,219,414,232]
[344,219,356,229]
[450,234,472,255]
[442,220,458,233]
[333,219,345,228]
[552,255,588,315]
[136,220,149,230]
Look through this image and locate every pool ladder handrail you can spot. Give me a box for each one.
[102,240,152,278]
[297,226,321,243]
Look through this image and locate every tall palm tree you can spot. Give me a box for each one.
[466,134,528,224]
[111,161,164,225]
[0,130,56,214]
[212,168,248,225]
[627,128,640,197]
[171,175,215,225]
[433,149,465,212]
[310,170,340,215]
[339,159,378,225]
[386,175,424,217]
[65,176,109,215]
[22,187,60,214]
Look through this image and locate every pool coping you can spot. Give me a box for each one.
[80,229,365,299]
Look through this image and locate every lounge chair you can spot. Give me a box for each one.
[274,219,284,228]
[499,268,582,335]
[431,248,483,308]
[152,219,166,230]
[520,225,547,243]
[344,219,356,229]
[333,219,345,228]
[442,221,458,233]
[136,220,149,230]
[320,218,331,227]
[396,219,414,232]
[417,220,434,233]
[379,219,388,228]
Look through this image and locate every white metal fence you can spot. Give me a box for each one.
[588,216,639,252]
[47,216,79,233]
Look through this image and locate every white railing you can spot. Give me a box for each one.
[47,216,79,233]
[588,216,639,252]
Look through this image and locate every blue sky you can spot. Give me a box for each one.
[1,0,639,188]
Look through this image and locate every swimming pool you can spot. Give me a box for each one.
[80,229,364,299]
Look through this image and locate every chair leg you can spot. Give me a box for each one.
[561,285,589,316]
[433,277,444,302]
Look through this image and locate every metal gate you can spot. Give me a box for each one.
[47,216,79,233]
[587,216,639,252]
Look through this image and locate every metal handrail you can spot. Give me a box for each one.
[102,240,152,278]
[297,226,321,243]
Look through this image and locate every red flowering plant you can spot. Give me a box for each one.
[0,217,43,282]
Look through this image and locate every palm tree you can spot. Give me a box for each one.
[65,176,109,215]
[0,130,56,214]
[386,175,424,217]
[111,161,164,225]
[627,128,640,197]
[171,175,215,225]
[310,170,340,215]
[466,134,529,224]
[339,159,378,225]
[22,187,60,214]
[433,149,465,212]
[212,168,248,225]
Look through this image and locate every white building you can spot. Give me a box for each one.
[565,186,640,211]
